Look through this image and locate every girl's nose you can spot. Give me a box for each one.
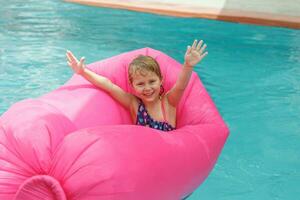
[143,84,151,91]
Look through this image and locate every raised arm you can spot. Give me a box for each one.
[66,50,134,109]
[166,39,208,107]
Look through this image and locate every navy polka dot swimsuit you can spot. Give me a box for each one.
[135,98,175,132]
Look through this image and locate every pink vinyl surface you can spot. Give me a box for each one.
[0,48,229,200]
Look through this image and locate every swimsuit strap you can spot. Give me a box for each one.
[161,97,167,122]
[136,97,175,131]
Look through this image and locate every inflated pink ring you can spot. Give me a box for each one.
[0,48,229,200]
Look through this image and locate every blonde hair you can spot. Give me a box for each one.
[128,55,162,83]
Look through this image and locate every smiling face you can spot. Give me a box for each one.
[131,69,162,102]
[128,55,163,103]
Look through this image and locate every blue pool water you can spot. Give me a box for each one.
[1,0,300,199]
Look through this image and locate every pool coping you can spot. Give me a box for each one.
[65,0,300,29]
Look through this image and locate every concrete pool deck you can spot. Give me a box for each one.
[65,0,300,29]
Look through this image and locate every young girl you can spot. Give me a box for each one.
[66,39,207,132]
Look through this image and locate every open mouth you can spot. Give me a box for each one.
[143,91,154,97]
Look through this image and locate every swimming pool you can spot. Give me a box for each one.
[0,0,299,199]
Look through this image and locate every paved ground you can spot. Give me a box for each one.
[66,0,300,29]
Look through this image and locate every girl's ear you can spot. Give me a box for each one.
[129,81,134,88]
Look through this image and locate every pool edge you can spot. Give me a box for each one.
[65,0,300,29]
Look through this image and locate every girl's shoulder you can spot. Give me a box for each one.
[162,92,176,110]
[161,94,177,127]
[129,95,140,111]
[129,96,142,123]
[131,95,140,106]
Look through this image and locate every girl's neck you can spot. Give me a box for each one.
[142,97,161,109]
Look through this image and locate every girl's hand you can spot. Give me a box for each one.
[184,39,208,67]
[66,50,86,75]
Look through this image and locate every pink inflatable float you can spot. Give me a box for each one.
[0,48,229,200]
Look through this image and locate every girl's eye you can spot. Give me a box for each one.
[149,80,156,83]
[137,83,144,86]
